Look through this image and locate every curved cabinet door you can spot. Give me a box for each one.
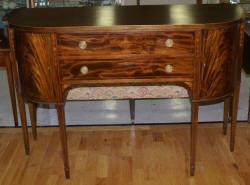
[15,31,56,103]
[200,24,240,100]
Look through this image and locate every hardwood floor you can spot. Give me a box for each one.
[0,123,249,185]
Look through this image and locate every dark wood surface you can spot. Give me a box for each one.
[60,57,194,81]
[15,32,56,102]
[5,5,245,179]
[5,4,244,28]
[200,25,238,99]
[57,32,195,58]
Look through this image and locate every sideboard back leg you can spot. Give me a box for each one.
[129,99,135,124]
[56,103,70,179]
[28,102,37,140]
[190,101,199,176]
[5,53,18,127]
[248,92,250,123]
[223,97,231,135]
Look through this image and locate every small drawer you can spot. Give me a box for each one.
[57,31,195,58]
[60,58,194,82]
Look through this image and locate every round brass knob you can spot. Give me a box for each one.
[79,41,87,49]
[165,64,173,73]
[165,39,174,48]
[80,66,88,74]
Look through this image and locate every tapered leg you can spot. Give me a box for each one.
[56,103,70,179]
[5,54,18,127]
[248,93,250,123]
[28,102,37,140]
[223,97,231,135]
[190,102,198,176]
[230,83,241,152]
[17,95,30,155]
[129,99,135,124]
[8,28,29,155]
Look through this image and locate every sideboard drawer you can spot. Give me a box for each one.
[60,58,194,82]
[57,32,195,58]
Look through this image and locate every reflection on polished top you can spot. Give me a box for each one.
[5,4,244,28]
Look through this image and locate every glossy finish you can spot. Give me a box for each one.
[5,4,245,178]
[60,58,194,82]
[57,32,195,57]
[15,32,56,103]
[6,4,243,28]
[200,25,239,100]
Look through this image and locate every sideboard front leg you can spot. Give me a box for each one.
[5,53,18,127]
[7,28,30,155]
[28,102,37,140]
[190,101,199,176]
[56,103,70,179]
[17,93,30,155]
[230,83,240,152]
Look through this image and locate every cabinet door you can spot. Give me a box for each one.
[15,31,56,102]
[200,24,240,100]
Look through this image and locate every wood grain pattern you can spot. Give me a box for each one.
[57,32,195,58]
[60,57,194,82]
[0,124,249,185]
[200,25,238,100]
[15,32,56,102]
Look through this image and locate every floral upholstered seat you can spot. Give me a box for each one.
[67,85,189,100]
[67,85,189,124]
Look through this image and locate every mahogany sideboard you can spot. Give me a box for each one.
[4,4,245,178]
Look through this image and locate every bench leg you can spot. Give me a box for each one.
[57,103,70,179]
[5,55,18,127]
[28,102,37,140]
[129,99,135,124]
[190,101,198,176]
[223,97,231,135]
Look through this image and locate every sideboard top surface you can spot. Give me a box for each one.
[5,4,244,29]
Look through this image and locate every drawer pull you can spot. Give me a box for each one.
[165,64,173,73]
[165,39,174,47]
[79,41,87,49]
[80,66,88,74]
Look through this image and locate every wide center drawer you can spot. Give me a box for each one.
[57,31,195,58]
[60,58,194,82]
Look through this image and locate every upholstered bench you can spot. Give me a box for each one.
[67,85,189,123]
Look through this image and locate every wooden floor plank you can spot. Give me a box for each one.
[0,123,249,185]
